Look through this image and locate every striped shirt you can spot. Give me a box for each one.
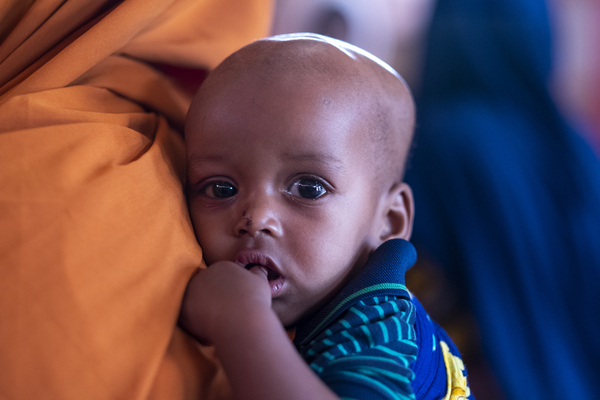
[293,239,473,400]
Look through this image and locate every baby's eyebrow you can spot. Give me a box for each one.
[187,151,346,173]
[188,153,224,165]
[282,152,345,172]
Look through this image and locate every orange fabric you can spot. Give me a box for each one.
[0,1,272,399]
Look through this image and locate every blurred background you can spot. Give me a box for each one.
[270,1,600,399]
[272,0,600,152]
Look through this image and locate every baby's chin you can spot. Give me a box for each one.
[272,302,307,329]
[273,301,321,329]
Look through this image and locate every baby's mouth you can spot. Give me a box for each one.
[245,263,281,281]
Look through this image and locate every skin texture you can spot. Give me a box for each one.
[180,34,415,400]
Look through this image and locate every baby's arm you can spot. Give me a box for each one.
[179,262,339,400]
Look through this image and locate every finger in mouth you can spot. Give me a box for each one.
[245,263,280,281]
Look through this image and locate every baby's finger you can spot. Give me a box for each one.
[248,265,269,280]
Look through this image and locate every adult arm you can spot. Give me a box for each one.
[0,1,272,399]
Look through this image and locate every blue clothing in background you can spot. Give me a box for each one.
[294,239,473,399]
[405,0,600,399]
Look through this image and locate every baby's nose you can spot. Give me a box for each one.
[234,201,282,238]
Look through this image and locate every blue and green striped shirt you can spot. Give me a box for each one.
[293,239,473,400]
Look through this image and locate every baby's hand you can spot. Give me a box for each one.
[178,261,272,345]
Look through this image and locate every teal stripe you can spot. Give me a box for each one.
[391,315,403,340]
[350,307,370,324]
[330,354,399,366]
[361,325,374,347]
[374,305,385,319]
[406,305,415,340]
[309,362,323,374]
[360,367,412,386]
[337,343,348,356]
[341,330,361,352]
[432,334,436,351]
[301,283,408,343]
[377,320,389,343]
[390,300,400,313]
[322,338,335,346]
[373,345,413,367]
[340,319,352,329]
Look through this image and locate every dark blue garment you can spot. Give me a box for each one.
[294,239,473,399]
[405,0,600,398]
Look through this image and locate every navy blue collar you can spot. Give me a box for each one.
[293,239,417,349]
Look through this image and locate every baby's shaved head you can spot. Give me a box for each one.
[188,33,415,189]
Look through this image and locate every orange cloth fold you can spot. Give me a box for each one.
[0,1,272,399]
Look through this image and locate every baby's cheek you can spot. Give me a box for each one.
[194,230,224,265]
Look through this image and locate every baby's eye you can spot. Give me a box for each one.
[287,178,327,199]
[201,181,238,199]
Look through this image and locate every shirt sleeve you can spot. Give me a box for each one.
[301,295,418,400]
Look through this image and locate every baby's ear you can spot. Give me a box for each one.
[379,182,414,242]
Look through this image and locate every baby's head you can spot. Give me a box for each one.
[185,34,415,327]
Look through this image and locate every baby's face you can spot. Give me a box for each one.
[186,70,387,326]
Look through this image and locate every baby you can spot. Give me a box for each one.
[180,33,472,400]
